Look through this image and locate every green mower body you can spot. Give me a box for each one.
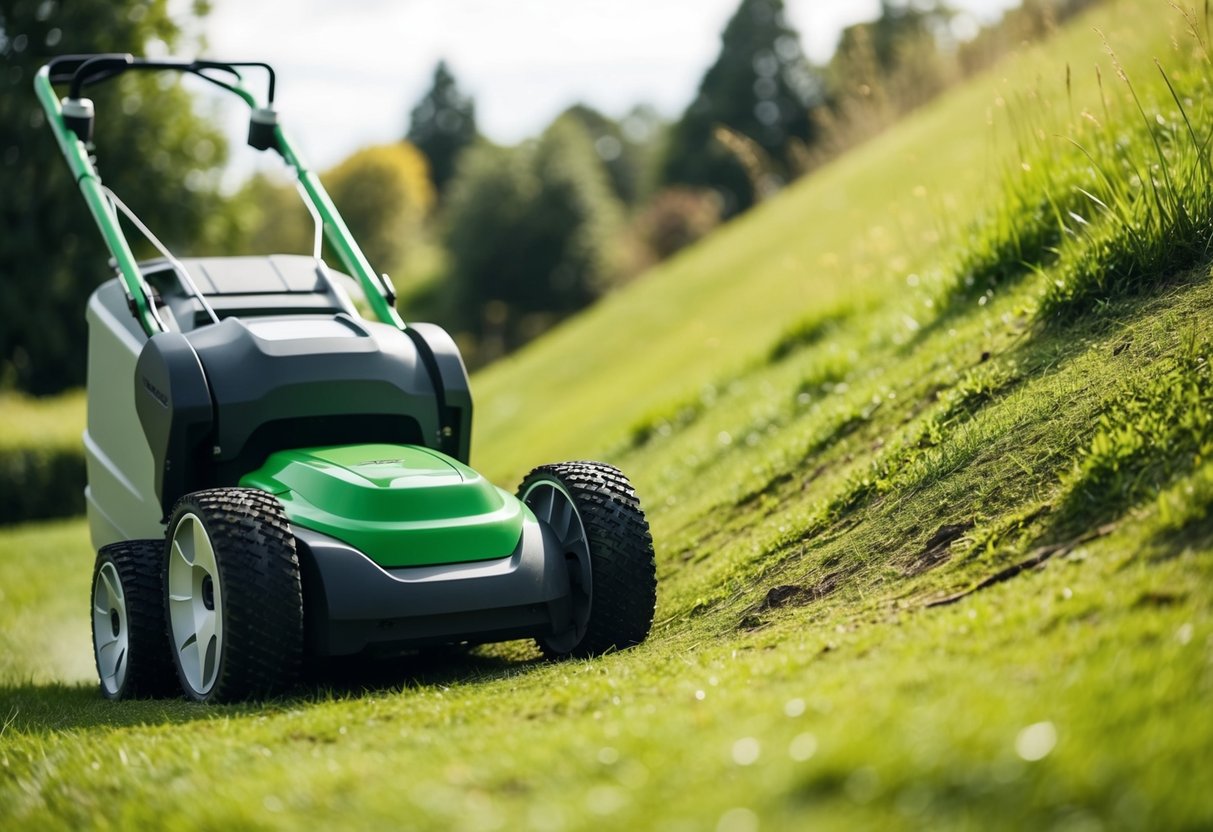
[241,444,527,569]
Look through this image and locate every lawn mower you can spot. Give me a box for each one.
[36,55,657,703]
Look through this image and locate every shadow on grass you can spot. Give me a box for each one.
[302,647,544,698]
[0,681,223,735]
[673,276,1158,624]
[1042,332,1210,545]
[748,276,1211,620]
[0,650,544,736]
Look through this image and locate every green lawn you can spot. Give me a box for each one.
[2,0,1212,828]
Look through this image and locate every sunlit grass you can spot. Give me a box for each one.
[1,1,1212,829]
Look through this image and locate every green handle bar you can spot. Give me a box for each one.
[34,64,162,334]
[33,57,405,335]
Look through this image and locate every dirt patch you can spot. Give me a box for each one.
[901,521,975,576]
[735,472,795,509]
[1133,589,1186,608]
[739,569,850,630]
[906,384,947,422]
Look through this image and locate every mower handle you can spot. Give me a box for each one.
[47,53,278,108]
[34,54,405,334]
[46,53,131,87]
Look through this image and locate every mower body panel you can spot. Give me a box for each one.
[84,281,162,548]
[240,443,527,568]
[295,520,570,656]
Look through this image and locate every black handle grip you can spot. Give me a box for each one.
[46,53,132,86]
[43,54,277,106]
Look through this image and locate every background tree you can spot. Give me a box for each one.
[231,173,315,258]
[658,0,821,216]
[559,103,651,208]
[833,1,955,113]
[442,115,623,363]
[323,143,434,275]
[406,60,478,199]
[0,0,231,394]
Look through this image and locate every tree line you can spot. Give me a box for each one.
[0,0,1103,392]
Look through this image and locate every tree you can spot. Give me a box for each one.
[831,1,954,113]
[658,0,821,216]
[323,143,434,275]
[0,0,232,394]
[443,115,623,360]
[559,103,653,208]
[231,174,316,259]
[858,1,953,74]
[406,60,478,198]
[525,116,623,311]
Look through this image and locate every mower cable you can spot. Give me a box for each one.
[100,184,220,326]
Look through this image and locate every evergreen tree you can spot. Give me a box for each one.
[406,60,478,198]
[0,0,231,394]
[658,0,821,215]
[443,115,623,358]
[560,103,647,207]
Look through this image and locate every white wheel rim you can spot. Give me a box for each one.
[522,480,592,652]
[93,562,129,695]
[167,513,223,695]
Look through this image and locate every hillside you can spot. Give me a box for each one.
[2,0,1211,828]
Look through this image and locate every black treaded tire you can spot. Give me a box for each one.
[518,461,657,658]
[91,540,179,699]
[164,488,303,703]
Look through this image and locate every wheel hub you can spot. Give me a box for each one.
[92,561,129,696]
[521,480,592,652]
[167,513,224,696]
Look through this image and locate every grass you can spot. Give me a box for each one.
[2,0,1213,828]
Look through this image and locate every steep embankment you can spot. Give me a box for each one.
[1,0,1211,828]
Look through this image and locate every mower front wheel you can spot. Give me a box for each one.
[164,488,303,703]
[519,462,657,658]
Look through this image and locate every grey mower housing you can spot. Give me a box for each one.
[85,256,567,656]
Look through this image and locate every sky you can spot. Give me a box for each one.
[192,0,1022,172]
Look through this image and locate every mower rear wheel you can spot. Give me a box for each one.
[91,540,178,699]
[518,462,657,658]
[164,488,303,703]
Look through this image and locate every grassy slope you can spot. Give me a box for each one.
[466,3,1148,485]
[3,1,1212,828]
